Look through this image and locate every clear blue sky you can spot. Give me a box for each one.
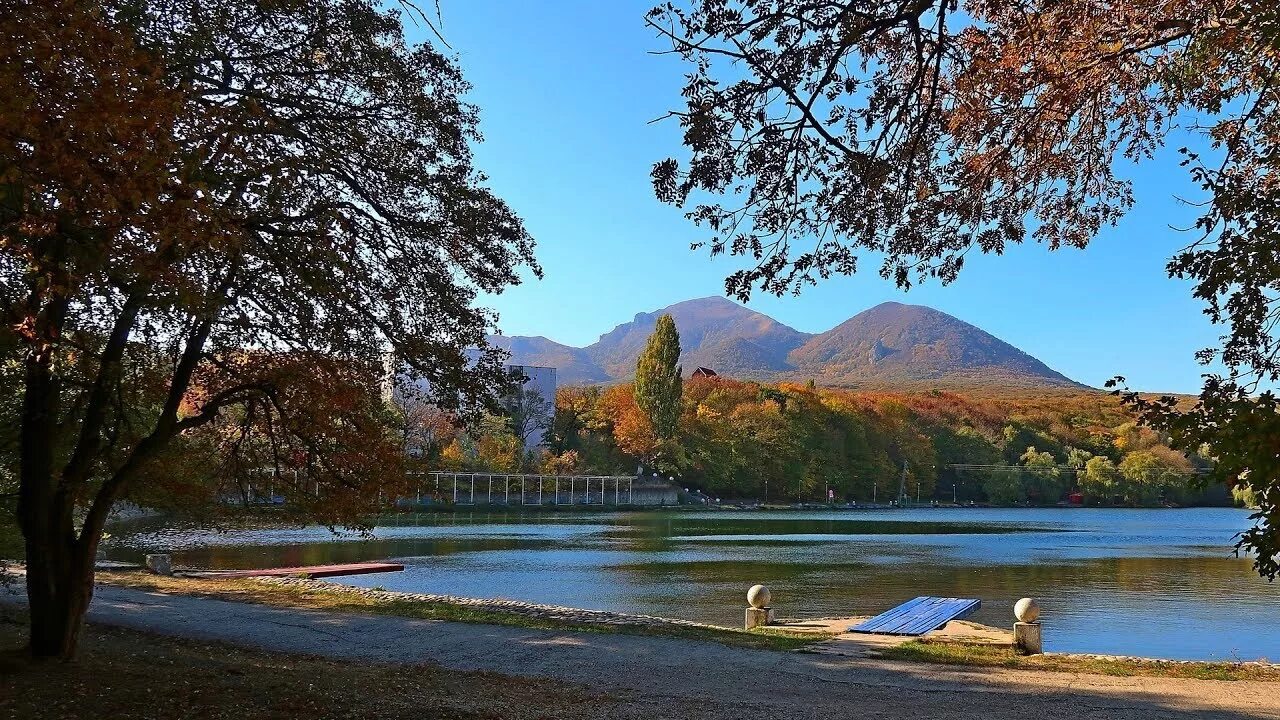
[410,2,1221,394]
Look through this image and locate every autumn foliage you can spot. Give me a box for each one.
[536,378,1206,505]
[2,0,535,658]
[650,0,1279,576]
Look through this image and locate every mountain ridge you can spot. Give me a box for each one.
[488,296,1085,389]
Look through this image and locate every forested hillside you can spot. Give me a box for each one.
[428,377,1215,506]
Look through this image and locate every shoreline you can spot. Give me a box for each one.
[251,577,1280,670]
[8,584,1280,720]
[73,570,1279,677]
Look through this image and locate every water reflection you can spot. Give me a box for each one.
[106,507,1276,661]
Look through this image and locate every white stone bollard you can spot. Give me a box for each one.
[1013,597,1042,654]
[145,554,172,576]
[745,584,775,629]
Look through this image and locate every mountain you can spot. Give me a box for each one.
[484,335,610,385]
[787,302,1081,388]
[584,296,812,379]
[489,297,1084,389]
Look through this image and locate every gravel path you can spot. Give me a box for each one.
[9,584,1279,719]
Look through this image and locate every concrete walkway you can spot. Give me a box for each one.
[7,584,1278,720]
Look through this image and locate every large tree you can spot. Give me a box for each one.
[649,0,1280,576]
[500,380,554,451]
[633,314,683,455]
[2,0,536,658]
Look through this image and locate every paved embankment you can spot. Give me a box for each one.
[4,584,1277,720]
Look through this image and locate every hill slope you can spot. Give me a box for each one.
[491,297,1083,389]
[584,296,812,379]
[787,302,1081,388]
[484,335,610,385]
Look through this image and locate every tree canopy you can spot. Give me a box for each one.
[633,314,684,449]
[461,378,1210,507]
[2,0,536,657]
[650,0,1280,577]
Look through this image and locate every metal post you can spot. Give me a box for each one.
[570,477,574,505]
[538,475,543,505]
[470,475,475,504]
[555,476,560,505]
[488,475,492,504]
[521,476,526,505]
[453,475,457,503]
[505,475,510,504]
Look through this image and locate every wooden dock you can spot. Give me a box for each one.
[199,562,405,579]
[849,596,981,636]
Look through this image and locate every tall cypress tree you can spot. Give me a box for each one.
[634,314,682,442]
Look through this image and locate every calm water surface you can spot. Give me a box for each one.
[108,507,1278,661]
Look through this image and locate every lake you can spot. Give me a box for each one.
[106,507,1278,661]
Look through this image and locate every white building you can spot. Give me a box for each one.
[504,364,557,449]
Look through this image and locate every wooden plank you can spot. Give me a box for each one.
[850,596,981,635]
[855,594,926,627]
[851,596,933,633]
[897,598,960,635]
[896,597,979,635]
[201,562,405,579]
[894,598,959,635]
[898,598,980,635]
[851,596,931,633]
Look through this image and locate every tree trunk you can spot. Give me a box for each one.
[17,320,96,660]
[23,516,96,660]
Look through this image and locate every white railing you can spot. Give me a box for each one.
[411,472,638,506]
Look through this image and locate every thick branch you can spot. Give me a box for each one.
[60,289,149,488]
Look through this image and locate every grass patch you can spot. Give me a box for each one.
[880,640,1280,682]
[96,571,827,652]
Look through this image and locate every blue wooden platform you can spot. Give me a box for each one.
[849,596,981,635]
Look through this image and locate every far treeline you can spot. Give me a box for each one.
[423,379,1229,508]
[414,317,1229,508]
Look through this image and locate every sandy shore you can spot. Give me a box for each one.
[5,582,1279,719]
